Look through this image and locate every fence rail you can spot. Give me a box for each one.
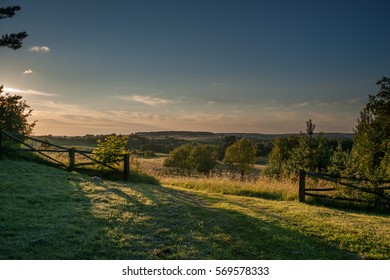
[0,129,131,181]
[298,169,390,207]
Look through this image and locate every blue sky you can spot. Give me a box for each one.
[1,0,389,135]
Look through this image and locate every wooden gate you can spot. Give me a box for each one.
[299,170,390,207]
[0,129,131,181]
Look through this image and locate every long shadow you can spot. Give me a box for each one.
[0,159,366,259]
[91,183,361,259]
[0,160,109,259]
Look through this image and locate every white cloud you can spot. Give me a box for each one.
[23,69,33,75]
[30,46,51,53]
[3,87,58,97]
[291,101,310,108]
[115,95,174,107]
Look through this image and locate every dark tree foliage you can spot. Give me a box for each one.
[224,138,257,181]
[353,77,390,180]
[0,4,28,50]
[164,143,218,176]
[0,86,36,135]
[306,119,315,137]
[218,135,237,160]
[265,120,332,177]
[265,136,299,176]
[164,143,194,175]
[190,144,218,175]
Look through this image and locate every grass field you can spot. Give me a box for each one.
[1,159,389,259]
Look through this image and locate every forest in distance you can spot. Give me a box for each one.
[34,130,354,161]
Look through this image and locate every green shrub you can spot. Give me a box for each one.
[92,135,129,170]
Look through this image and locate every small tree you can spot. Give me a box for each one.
[92,135,129,170]
[0,86,36,135]
[290,133,331,172]
[265,120,332,177]
[328,142,349,175]
[190,144,218,175]
[163,143,194,175]
[218,135,237,160]
[264,136,299,177]
[224,138,257,181]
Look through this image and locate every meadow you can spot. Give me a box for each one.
[1,158,389,259]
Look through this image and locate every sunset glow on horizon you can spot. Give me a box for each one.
[1,0,389,136]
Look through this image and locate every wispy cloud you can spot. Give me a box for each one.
[22,94,362,135]
[30,46,51,53]
[115,95,174,107]
[291,101,310,108]
[3,87,58,97]
[23,69,33,75]
[28,97,360,135]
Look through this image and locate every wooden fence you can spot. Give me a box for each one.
[299,169,390,207]
[0,129,131,181]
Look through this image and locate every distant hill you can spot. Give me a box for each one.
[136,131,215,138]
[135,131,353,141]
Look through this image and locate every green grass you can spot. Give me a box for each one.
[1,159,389,259]
[160,175,297,201]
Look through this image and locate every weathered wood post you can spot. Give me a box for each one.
[299,169,306,202]
[68,148,75,170]
[123,153,130,181]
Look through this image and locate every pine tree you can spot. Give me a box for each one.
[0,4,28,50]
[353,77,390,180]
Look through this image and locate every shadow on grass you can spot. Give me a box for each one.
[0,160,110,259]
[90,183,360,259]
[0,159,361,259]
[305,197,390,216]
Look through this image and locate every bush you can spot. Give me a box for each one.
[92,135,129,170]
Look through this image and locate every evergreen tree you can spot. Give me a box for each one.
[328,142,349,175]
[265,136,299,177]
[353,77,390,180]
[0,4,28,50]
[290,133,331,172]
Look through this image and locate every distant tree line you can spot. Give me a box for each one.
[163,138,257,180]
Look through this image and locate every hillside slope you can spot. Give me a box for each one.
[0,159,389,259]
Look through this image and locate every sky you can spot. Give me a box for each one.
[1,0,389,135]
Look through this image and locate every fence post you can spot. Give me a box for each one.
[68,148,75,170]
[299,169,306,202]
[123,153,130,181]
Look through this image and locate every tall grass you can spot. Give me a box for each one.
[160,175,298,201]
